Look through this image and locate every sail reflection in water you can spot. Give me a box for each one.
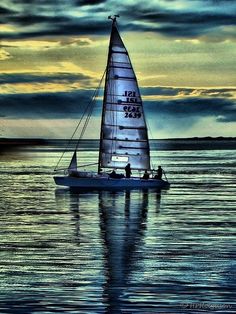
[55,189,162,313]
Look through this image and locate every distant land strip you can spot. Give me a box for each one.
[0,137,236,152]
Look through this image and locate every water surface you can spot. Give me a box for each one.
[0,141,235,313]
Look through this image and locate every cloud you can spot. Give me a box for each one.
[0,90,100,119]
[75,0,105,5]
[0,5,15,15]
[0,59,101,94]
[0,73,91,84]
[123,7,236,38]
[0,48,11,60]
[1,88,236,125]
[0,0,235,40]
[146,97,236,123]
[8,15,70,27]
[141,86,236,99]
[0,20,109,39]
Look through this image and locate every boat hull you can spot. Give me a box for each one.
[54,176,170,190]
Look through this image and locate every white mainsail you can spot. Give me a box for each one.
[99,19,150,171]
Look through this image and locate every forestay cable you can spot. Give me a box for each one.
[54,69,106,171]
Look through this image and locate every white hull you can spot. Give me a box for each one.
[54,175,170,190]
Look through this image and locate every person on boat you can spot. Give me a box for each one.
[109,169,124,179]
[125,163,132,178]
[109,169,117,178]
[154,166,163,180]
[142,170,150,179]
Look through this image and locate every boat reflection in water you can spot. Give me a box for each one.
[55,189,162,313]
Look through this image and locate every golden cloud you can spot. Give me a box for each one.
[0,49,11,61]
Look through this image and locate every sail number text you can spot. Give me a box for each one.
[122,91,142,118]
[123,90,137,103]
[123,106,141,118]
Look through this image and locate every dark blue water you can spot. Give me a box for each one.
[0,141,235,313]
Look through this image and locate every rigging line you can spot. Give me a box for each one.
[146,113,166,174]
[54,99,94,171]
[111,59,116,158]
[77,100,94,144]
[114,63,118,159]
[54,68,106,171]
[145,112,156,170]
[54,162,99,172]
[75,69,106,151]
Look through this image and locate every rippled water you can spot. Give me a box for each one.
[0,142,235,313]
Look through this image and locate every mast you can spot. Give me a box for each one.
[98,15,119,173]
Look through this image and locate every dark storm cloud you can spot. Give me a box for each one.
[208,0,236,3]
[141,86,180,97]
[1,89,236,123]
[121,6,236,37]
[141,86,236,98]
[0,18,108,39]
[7,15,70,26]
[127,11,236,27]
[0,91,95,119]
[75,0,105,5]
[146,97,236,123]
[0,73,91,84]
[0,5,15,15]
[1,0,236,39]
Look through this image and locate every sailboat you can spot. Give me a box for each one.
[54,16,170,190]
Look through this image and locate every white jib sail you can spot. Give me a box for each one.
[68,151,77,171]
[99,21,150,171]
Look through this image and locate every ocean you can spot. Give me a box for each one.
[0,139,235,313]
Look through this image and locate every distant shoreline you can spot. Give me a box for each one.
[1,136,236,144]
[1,137,236,152]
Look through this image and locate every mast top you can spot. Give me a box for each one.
[108,15,120,24]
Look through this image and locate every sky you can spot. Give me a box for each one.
[0,0,236,139]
